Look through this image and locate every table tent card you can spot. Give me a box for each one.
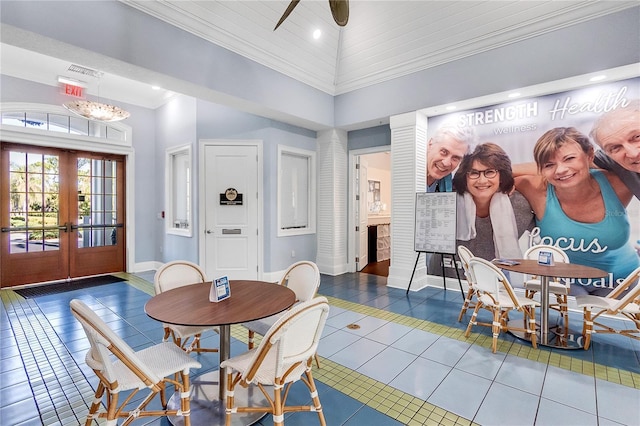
[537,251,554,266]
[210,276,231,302]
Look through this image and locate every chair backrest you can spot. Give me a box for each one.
[469,257,520,306]
[523,245,570,284]
[606,266,640,313]
[524,244,569,264]
[457,245,475,285]
[279,261,320,302]
[154,260,207,294]
[242,297,330,382]
[70,299,159,387]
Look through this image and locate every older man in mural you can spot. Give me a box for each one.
[426,124,476,192]
[590,99,640,198]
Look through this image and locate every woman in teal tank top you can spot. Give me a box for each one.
[516,127,638,296]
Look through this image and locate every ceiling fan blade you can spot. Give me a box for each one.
[274,0,301,31]
[329,0,349,26]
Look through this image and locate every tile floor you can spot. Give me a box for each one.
[1,271,639,425]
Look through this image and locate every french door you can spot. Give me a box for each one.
[1,143,126,287]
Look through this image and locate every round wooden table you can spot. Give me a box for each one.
[145,280,296,425]
[494,259,607,349]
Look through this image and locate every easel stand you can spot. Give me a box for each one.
[406,251,464,300]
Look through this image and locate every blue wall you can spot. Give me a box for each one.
[196,99,318,271]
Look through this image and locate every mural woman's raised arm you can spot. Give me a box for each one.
[514,175,547,220]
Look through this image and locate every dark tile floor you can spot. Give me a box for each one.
[1,271,638,425]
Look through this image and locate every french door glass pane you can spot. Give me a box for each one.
[77,158,118,247]
[8,150,60,252]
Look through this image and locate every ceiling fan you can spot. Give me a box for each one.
[274,0,349,30]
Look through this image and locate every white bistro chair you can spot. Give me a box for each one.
[221,297,330,426]
[154,260,219,354]
[243,260,321,350]
[456,245,477,322]
[70,299,201,426]
[465,257,540,353]
[576,266,640,350]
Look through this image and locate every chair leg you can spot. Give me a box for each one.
[457,288,474,322]
[273,380,284,426]
[186,334,201,353]
[304,368,326,426]
[491,309,501,353]
[106,390,120,424]
[583,308,593,350]
[225,371,236,426]
[559,295,569,341]
[180,371,192,426]
[527,307,537,349]
[163,327,172,342]
[314,353,321,369]
[85,381,106,426]
[248,330,255,349]
[464,303,482,337]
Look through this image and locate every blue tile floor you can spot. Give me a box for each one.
[1,270,639,425]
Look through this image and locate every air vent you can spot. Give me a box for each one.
[67,64,103,79]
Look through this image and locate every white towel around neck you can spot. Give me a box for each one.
[456,192,522,259]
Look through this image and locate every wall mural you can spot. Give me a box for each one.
[426,77,640,296]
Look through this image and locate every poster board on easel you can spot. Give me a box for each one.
[414,192,457,255]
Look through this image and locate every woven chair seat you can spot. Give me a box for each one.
[242,316,279,338]
[169,324,221,340]
[524,279,569,295]
[576,295,640,314]
[222,346,308,386]
[86,342,201,391]
[478,292,540,310]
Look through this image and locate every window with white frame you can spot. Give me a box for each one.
[277,145,316,236]
[165,144,192,237]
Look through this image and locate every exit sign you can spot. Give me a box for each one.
[61,83,84,98]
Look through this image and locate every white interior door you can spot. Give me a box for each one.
[356,157,368,271]
[203,144,259,280]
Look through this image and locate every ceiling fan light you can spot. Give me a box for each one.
[63,100,130,122]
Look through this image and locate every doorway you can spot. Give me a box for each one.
[199,141,262,280]
[349,147,391,274]
[1,143,126,287]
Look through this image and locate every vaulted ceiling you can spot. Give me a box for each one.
[123,0,637,95]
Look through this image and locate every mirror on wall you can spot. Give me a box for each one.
[165,144,192,237]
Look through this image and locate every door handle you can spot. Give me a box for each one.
[206,230,213,234]
[1,224,70,233]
